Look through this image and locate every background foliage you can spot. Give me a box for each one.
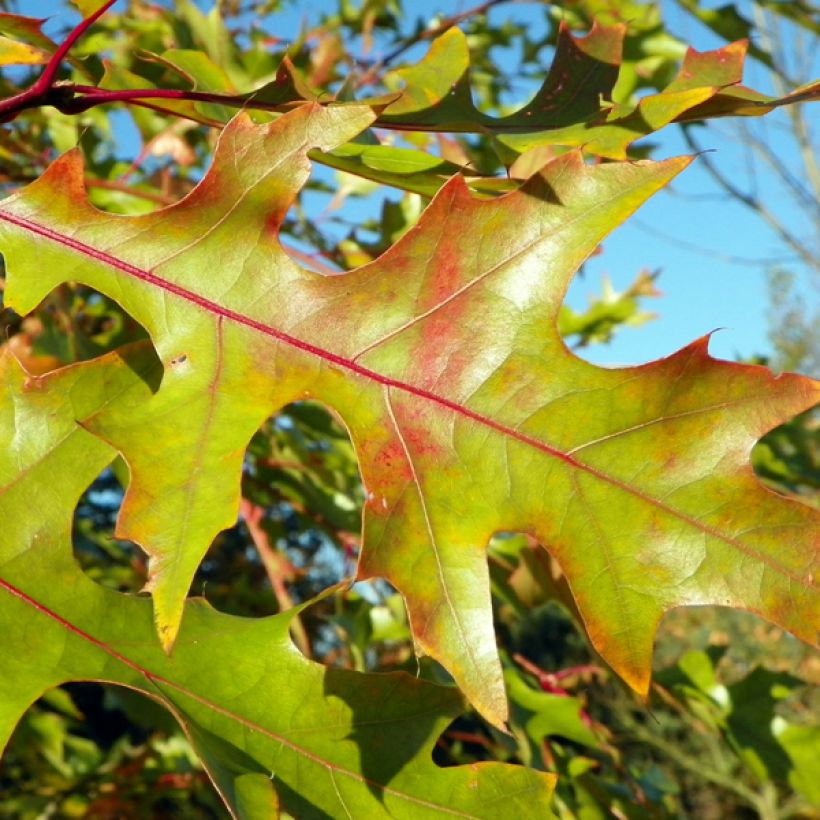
[0,1,817,818]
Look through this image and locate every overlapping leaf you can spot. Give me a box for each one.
[379,23,819,159]
[0,13,56,66]
[0,11,92,75]
[0,104,817,733]
[34,5,815,188]
[0,344,555,818]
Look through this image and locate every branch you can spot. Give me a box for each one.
[618,716,765,812]
[737,121,819,215]
[682,128,820,271]
[751,4,820,205]
[1,0,816,147]
[354,0,513,87]
[239,498,311,658]
[0,0,117,123]
[631,216,801,268]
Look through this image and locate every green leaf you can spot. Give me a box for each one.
[497,39,759,159]
[320,142,475,199]
[1,105,817,735]
[380,23,622,133]
[378,28,818,159]
[776,723,820,806]
[0,344,555,817]
[724,666,804,781]
[506,669,599,748]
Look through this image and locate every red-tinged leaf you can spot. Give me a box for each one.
[0,344,555,817]
[379,29,818,160]
[497,39,818,159]
[0,13,56,66]
[0,105,817,733]
[677,77,820,121]
[665,40,748,91]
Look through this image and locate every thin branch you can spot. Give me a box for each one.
[40,1,116,89]
[618,718,765,812]
[239,498,311,658]
[752,4,820,204]
[681,128,820,271]
[355,0,513,87]
[631,216,800,268]
[281,244,342,275]
[738,121,819,215]
[0,0,116,122]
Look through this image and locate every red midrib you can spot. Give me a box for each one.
[0,209,808,584]
[0,209,581,469]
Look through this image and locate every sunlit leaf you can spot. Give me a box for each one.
[1,104,816,737]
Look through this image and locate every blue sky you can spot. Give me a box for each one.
[24,0,820,370]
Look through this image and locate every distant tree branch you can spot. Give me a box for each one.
[354,0,514,86]
[682,127,819,272]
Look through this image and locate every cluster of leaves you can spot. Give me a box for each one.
[0,1,818,817]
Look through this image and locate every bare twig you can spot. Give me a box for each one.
[631,215,801,267]
[354,0,513,87]
[620,720,769,814]
[681,128,820,271]
[738,121,819,214]
[239,498,311,658]
[752,6,820,203]
[0,0,116,122]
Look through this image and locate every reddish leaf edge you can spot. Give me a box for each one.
[2,1,816,138]
[2,126,817,713]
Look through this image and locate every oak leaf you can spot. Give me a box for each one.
[0,104,817,731]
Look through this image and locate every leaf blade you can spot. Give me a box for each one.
[1,105,816,731]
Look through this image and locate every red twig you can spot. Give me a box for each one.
[512,653,606,694]
[0,0,116,123]
[240,498,311,658]
[41,1,116,89]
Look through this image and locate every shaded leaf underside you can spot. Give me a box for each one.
[0,105,817,734]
